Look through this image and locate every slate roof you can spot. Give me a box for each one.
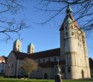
[12,51,28,60]
[12,48,60,60]
[29,48,60,59]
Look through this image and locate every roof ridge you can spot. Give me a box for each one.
[29,48,60,55]
[12,51,28,55]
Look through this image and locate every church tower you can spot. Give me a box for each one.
[13,39,21,52]
[60,5,91,79]
[27,43,35,54]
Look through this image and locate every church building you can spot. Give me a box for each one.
[5,5,91,79]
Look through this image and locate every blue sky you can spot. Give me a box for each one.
[0,0,93,58]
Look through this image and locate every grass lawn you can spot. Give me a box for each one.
[0,78,93,82]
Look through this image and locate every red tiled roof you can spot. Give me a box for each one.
[0,56,7,63]
[12,48,60,60]
[0,56,4,60]
[0,56,7,61]
[59,13,80,31]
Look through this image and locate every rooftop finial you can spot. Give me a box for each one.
[66,4,72,14]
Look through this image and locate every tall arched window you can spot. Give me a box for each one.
[65,26,67,30]
[68,67,71,73]
[66,32,68,36]
[71,25,73,29]
[72,32,74,35]
[54,57,57,62]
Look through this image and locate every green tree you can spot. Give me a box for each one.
[21,58,38,79]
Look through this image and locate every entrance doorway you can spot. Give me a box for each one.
[81,70,84,78]
[44,73,48,79]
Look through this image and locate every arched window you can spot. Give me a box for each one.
[65,26,67,30]
[43,58,45,62]
[72,32,74,35]
[61,66,65,73]
[75,33,77,39]
[31,47,34,53]
[68,67,71,73]
[54,57,57,62]
[48,58,50,62]
[71,25,73,29]
[1,69,4,73]
[66,32,68,36]
[78,36,79,40]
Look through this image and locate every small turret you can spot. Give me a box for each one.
[13,39,21,52]
[27,43,35,54]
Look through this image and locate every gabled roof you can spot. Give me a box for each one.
[0,56,5,60]
[0,56,7,63]
[12,48,60,60]
[0,56,7,61]
[29,48,60,59]
[12,51,28,60]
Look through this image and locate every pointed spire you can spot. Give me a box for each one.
[59,4,80,31]
[66,4,72,14]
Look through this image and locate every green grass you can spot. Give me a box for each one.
[0,78,54,82]
[0,78,93,82]
[63,79,93,82]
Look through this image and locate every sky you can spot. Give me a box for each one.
[0,0,93,58]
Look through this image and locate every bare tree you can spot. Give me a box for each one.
[0,0,28,41]
[32,0,93,31]
[21,58,38,79]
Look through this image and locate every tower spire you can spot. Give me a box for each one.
[66,4,72,14]
[59,4,80,31]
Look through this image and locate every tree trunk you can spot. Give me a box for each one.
[28,72,30,79]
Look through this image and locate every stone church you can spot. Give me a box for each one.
[5,5,91,79]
